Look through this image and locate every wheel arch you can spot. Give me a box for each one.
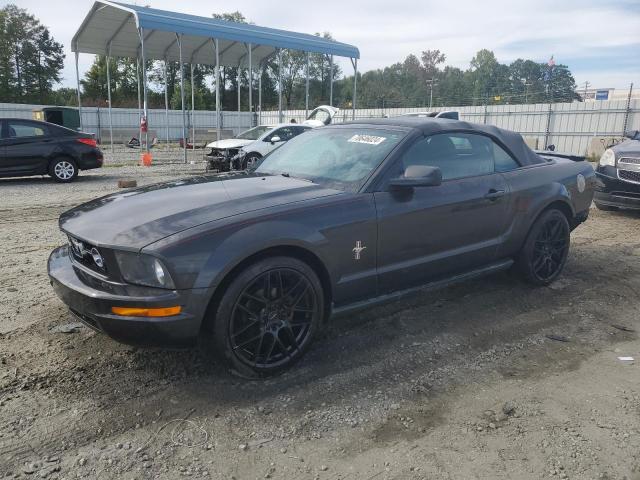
[201,244,333,332]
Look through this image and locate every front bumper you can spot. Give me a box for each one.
[48,246,208,346]
[595,167,640,210]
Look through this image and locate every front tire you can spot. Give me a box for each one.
[206,256,324,378]
[516,209,570,286]
[243,153,261,170]
[49,158,78,183]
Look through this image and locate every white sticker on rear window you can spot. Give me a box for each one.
[348,134,386,145]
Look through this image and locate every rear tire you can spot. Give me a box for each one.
[204,256,324,378]
[49,158,78,183]
[594,202,618,212]
[516,209,570,286]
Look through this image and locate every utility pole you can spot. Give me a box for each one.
[522,79,532,103]
[622,82,634,136]
[426,78,438,109]
[581,80,591,100]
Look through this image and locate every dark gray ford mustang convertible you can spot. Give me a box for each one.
[48,118,595,376]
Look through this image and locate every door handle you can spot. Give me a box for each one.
[484,189,505,200]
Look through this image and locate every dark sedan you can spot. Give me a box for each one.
[48,118,595,377]
[594,130,640,211]
[0,118,103,182]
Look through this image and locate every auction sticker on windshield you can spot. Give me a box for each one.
[348,134,386,145]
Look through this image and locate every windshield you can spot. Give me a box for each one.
[237,126,273,140]
[255,127,407,191]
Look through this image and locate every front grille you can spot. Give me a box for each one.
[68,236,106,274]
[619,157,640,165]
[619,170,640,184]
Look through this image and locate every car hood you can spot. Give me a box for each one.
[205,138,254,149]
[612,139,640,158]
[59,173,342,250]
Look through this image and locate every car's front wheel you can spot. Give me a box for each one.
[206,256,324,378]
[49,158,78,183]
[516,209,570,286]
[243,153,261,170]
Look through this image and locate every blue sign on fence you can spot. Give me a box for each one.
[595,90,609,101]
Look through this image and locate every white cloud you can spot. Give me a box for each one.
[6,0,639,89]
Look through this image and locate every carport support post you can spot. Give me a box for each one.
[177,34,187,163]
[74,51,83,131]
[163,58,169,144]
[139,27,149,153]
[136,57,142,145]
[191,63,195,150]
[352,57,358,120]
[258,65,262,125]
[213,38,221,145]
[329,55,333,107]
[237,63,241,137]
[278,49,283,123]
[106,45,114,153]
[248,43,252,126]
[305,52,310,118]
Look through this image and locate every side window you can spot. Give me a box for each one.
[276,127,295,141]
[7,122,47,138]
[493,142,520,172]
[401,132,519,180]
[293,126,310,136]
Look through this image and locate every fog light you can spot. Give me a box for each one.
[111,306,182,317]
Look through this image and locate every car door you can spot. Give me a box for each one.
[3,120,52,175]
[374,132,511,294]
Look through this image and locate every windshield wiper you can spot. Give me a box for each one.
[279,172,313,183]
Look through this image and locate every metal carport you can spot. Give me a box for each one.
[72,1,360,162]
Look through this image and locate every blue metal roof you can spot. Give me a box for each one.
[72,1,359,66]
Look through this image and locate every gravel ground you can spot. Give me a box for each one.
[0,165,639,480]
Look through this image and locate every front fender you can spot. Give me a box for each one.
[193,220,330,290]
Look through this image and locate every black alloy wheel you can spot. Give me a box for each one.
[517,209,571,286]
[208,256,323,377]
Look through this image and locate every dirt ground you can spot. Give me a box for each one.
[0,165,639,480]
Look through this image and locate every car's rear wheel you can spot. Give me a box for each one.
[517,209,570,286]
[49,158,78,183]
[594,202,618,212]
[206,256,324,378]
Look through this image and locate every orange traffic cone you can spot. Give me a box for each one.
[141,152,152,167]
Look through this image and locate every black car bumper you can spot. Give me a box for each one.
[78,149,104,171]
[595,168,640,210]
[48,246,208,346]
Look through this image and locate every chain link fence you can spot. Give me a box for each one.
[2,94,638,160]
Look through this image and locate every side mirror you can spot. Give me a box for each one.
[624,130,639,140]
[389,165,442,189]
[270,136,281,144]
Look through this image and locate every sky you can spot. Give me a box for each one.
[7,0,640,92]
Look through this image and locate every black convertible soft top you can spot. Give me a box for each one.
[342,117,545,166]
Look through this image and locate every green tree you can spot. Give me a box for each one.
[0,4,64,103]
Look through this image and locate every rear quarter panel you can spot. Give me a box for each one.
[497,159,595,259]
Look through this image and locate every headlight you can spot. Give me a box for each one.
[114,251,175,289]
[599,149,615,167]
